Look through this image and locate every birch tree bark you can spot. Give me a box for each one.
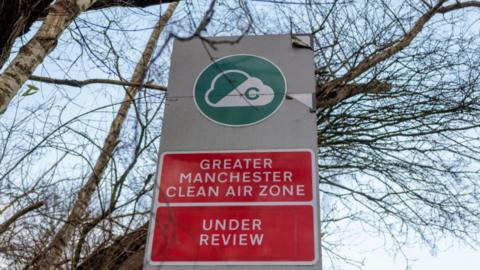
[0,0,98,115]
[0,0,178,69]
[0,0,54,68]
[26,2,178,269]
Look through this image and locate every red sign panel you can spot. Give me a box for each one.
[147,150,318,265]
[150,205,315,262]
[158,151,313,203]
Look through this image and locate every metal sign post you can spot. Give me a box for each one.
[144,35,321,270]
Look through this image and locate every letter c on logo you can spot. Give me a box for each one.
[245,87,260,100]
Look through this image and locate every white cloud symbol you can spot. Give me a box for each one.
[205,70,275,107]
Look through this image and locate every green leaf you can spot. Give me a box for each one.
[22,84,39,96]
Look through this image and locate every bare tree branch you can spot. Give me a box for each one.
[316,1,447,107]
[316,81,392,108]
[26,2,178,269]
[0,1,179,69]
[0,0,54,68]
[0,201,45,236]
[437,1,480,13]
[0,0,100,115]
[29,75,167,91]
[89,0,178,10]
[76,223,148,270]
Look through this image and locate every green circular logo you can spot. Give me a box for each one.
[194,54,286,127]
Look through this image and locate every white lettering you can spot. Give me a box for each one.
[200,159,210,170]
[177,171,295,184]
[199,234,209,245]
[179,173,190,183]
[165,186,219,198]
[198,233,264,246]
[199,218,264,246]
[197,158,275,170]
[259,184,305,197]
[166,187,176,197]
[251,234,264,245]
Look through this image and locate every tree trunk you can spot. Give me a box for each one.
[26,2,178,269]
[0,0,54,68]
[0,1,178,69]
[76,223,149,269]
[0,0,100,115]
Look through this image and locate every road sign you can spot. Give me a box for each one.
[144,35,321,270]
[157,151,313,203]
[194,54,286,126]
[148,150,319,266]
[150,205,315,263]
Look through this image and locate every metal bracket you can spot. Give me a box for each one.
[286,93,316,112]
[291,34,313,50]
